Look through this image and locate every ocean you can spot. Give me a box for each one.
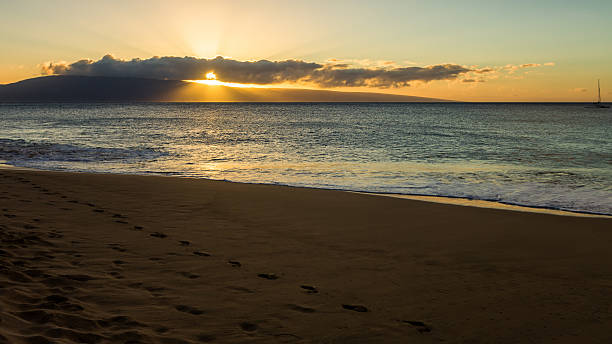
[1,103,610,215]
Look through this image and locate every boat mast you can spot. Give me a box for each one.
[598,79,601,103]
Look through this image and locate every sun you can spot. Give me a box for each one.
[185,71,271,88]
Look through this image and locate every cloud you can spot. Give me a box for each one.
[519,63,541,68]
[306,64,470,88]
[502,62,555,74]
[41,55,471,88]
[41,55,321,85]
[473,68,495,74]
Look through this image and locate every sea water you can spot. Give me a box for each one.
[1,103,610,215]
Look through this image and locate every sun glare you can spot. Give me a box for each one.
[185,71,307,89]
[185,72,271,88]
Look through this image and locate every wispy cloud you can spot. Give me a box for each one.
[455,62,556,84]
[41,55,471,88]
[503,62,555,74]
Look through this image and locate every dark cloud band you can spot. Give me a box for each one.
[307,64,470,88]
[41,55,471,88]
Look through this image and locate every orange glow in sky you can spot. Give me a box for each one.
[1,1,611,101]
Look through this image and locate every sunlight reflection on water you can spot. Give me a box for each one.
[0,103,610,214]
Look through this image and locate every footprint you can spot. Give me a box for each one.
[150,232,168,238]
[133,226,143,230]
[44,294,68,303]
[38,295,84,312]
[193,251,211,257]
[144,286,167,295]
[113,214,127,218]
[109,331,148,343]
[175,305,204,315]
[239,322,258,332]
[402,320,432,333]
[228,260,241,268]
[300,285,319,294]
[99,315,145,329]
[113,260,125,265]
[179,272,200,279]
[109,271,123,279]
[24,269,48,278]
[257,273,279,280]
[197,334,216,342]
[287,304,316,313]
[60,274,94,282]
[115,220,128,224]
[179,240,190,246]
[93,209,104,213]
[227,286,254,293]
[342,304,368,312]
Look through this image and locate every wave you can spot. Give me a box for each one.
[0,138,167,165]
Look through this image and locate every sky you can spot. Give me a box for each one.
[1,0,611,101]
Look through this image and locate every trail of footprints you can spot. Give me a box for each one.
[0,211,193,342]
[1,172,432,341]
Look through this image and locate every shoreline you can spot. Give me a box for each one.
[2,164,609,219]
[1,167,611,342]
[359,192,612,218]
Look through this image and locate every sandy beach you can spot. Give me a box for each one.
[1,168,611,343]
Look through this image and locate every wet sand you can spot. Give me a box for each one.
[1,168,611,343]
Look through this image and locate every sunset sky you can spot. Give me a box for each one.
[1,0,611,101]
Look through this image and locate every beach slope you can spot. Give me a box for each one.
[1,169,610,343]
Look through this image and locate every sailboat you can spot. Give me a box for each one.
[593,79,610,108]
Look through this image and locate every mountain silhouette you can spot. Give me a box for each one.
[0,76,449,102]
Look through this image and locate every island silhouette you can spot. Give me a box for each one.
[0,76,448,102]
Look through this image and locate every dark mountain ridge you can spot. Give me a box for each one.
[0,76,450,102]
